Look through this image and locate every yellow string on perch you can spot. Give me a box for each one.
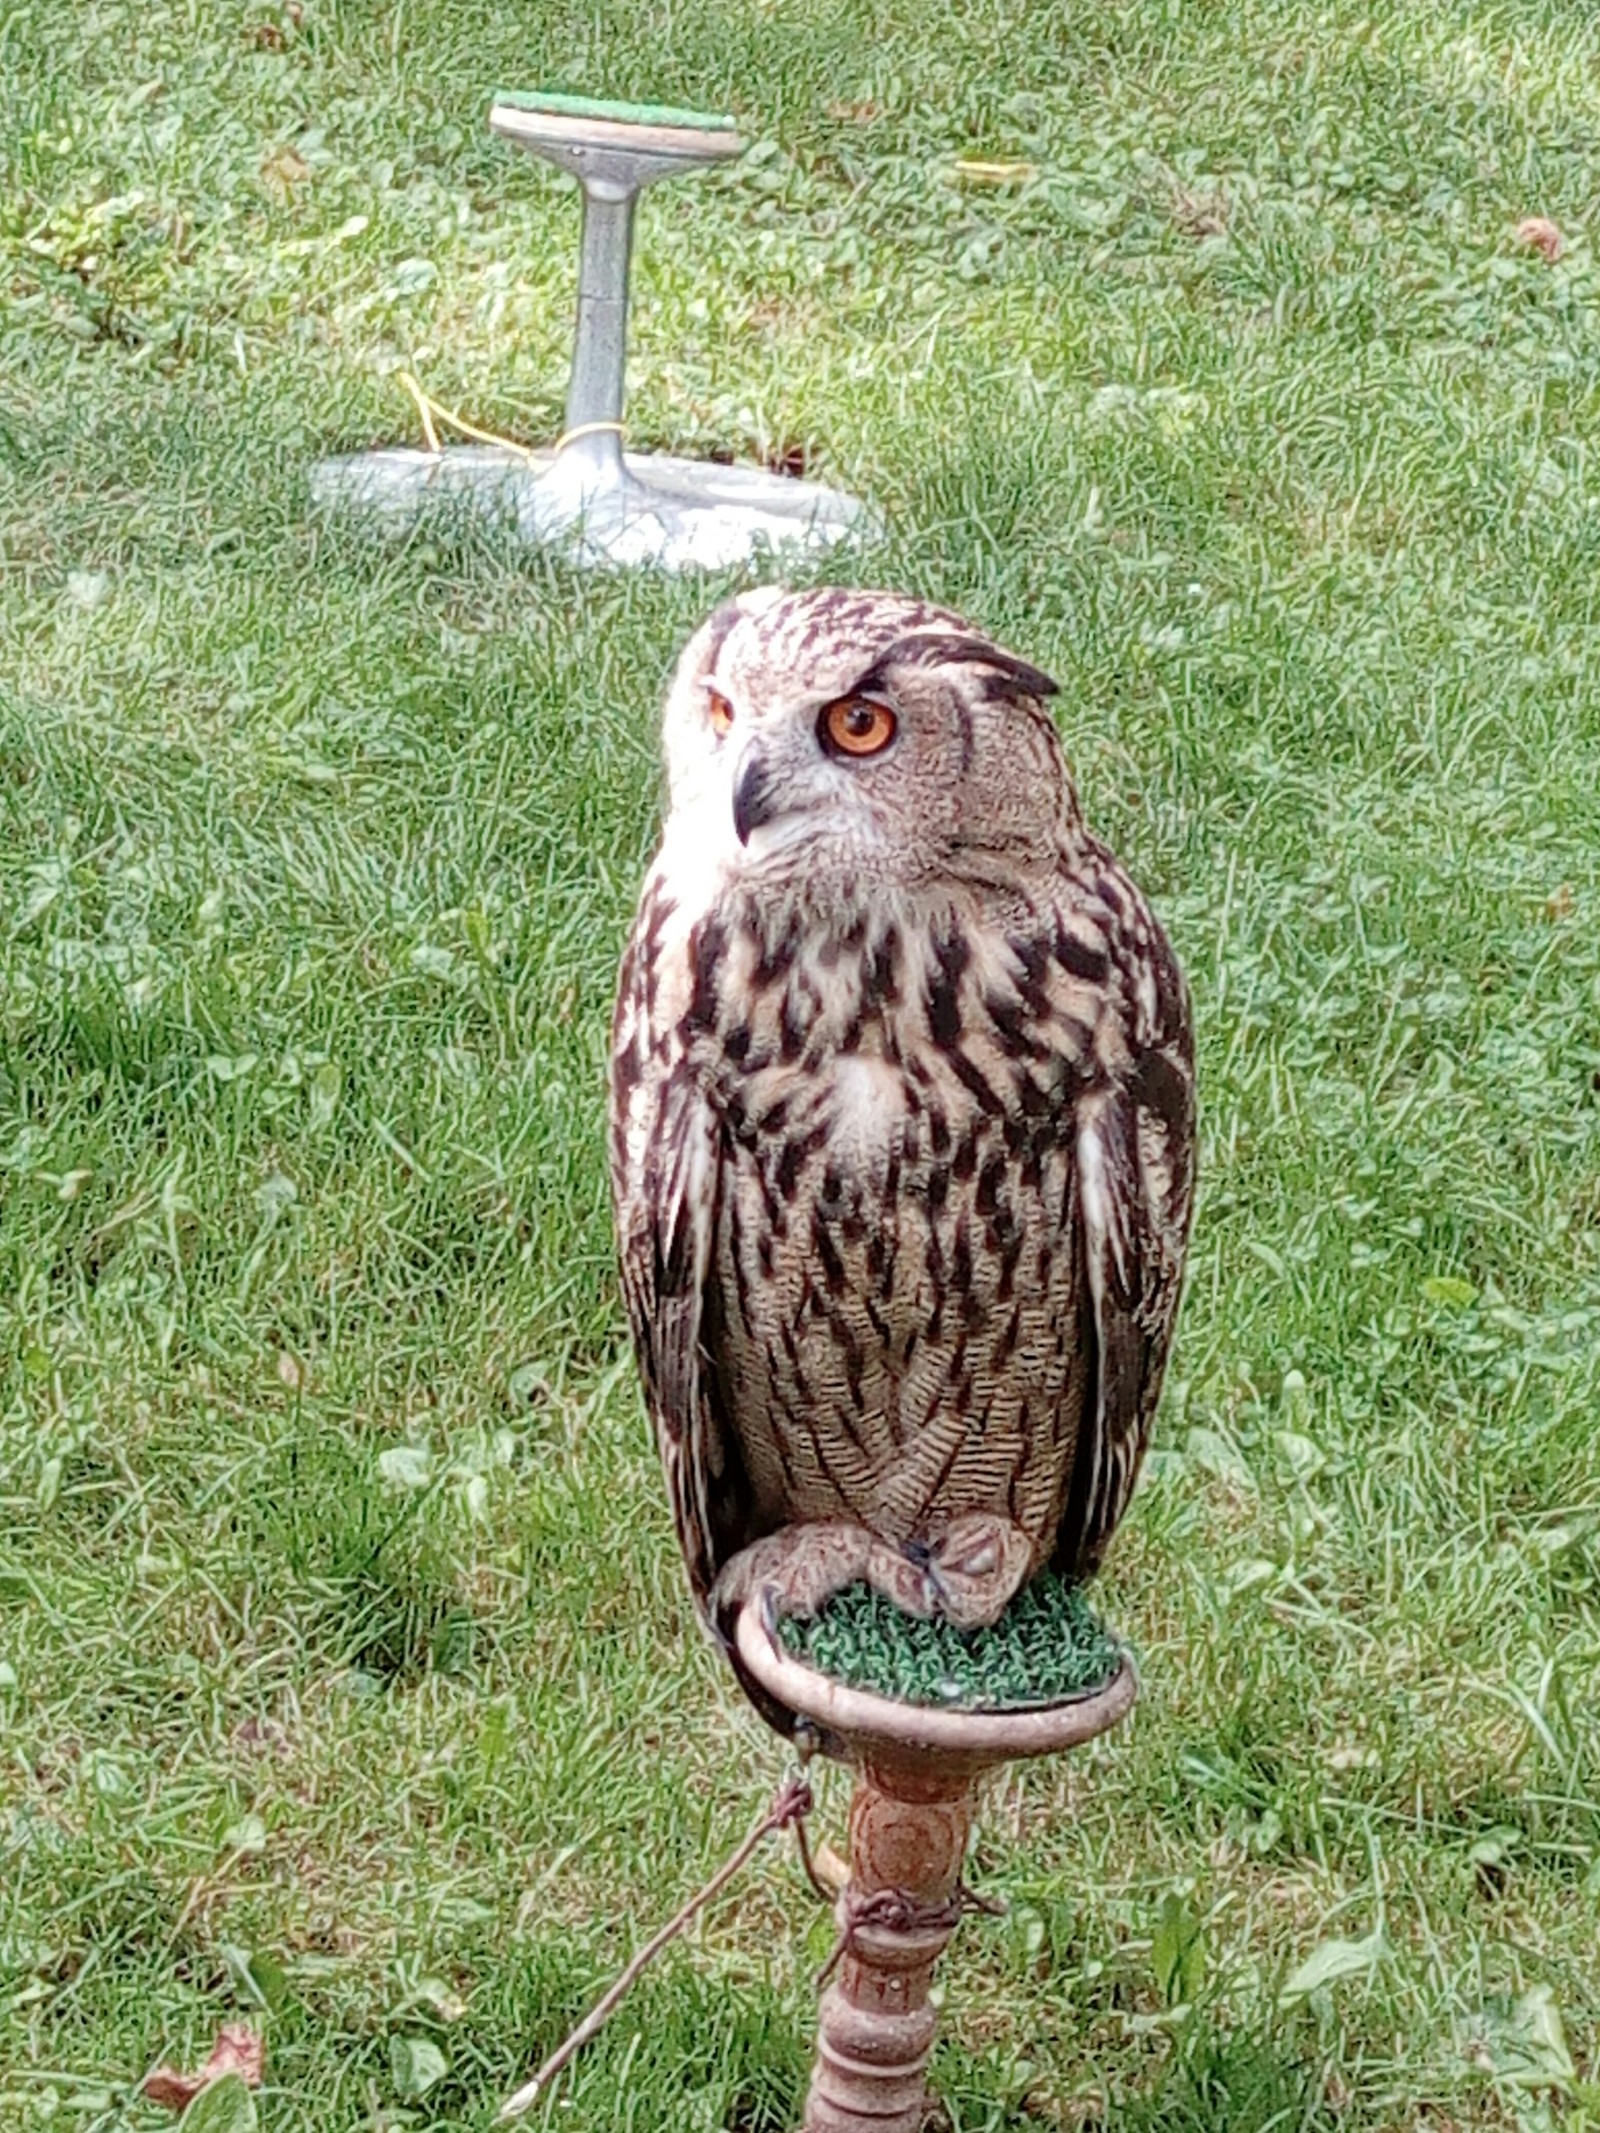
[396,373,625,462]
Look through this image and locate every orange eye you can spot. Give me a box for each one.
[820,695,898,759]
[707,689,735,738]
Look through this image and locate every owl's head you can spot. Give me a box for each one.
[658,587,1077,892]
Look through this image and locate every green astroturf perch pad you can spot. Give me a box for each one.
[311,89,872,570]
[489,89,743,135]
[777,1573,1123,1711]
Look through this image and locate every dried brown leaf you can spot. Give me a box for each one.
[143,2025,264,2111]
[233,1714,291,1756]
[260,146,311,196]
[1515,216,1563,262]
[1172,186,1229,238]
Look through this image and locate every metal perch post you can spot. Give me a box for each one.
[312,91,871,570]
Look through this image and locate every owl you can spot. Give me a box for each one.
[609,587,1194,1715]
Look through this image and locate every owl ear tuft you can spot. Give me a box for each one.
[853,630,1059,706]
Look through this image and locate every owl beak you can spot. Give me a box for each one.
[732,747,781,846]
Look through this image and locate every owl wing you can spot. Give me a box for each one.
[608,890,736,1621]
[1052,874,1196,1575]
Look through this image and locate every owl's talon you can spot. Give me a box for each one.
[714,1523,879,1627]
[917,1514,1034,1630]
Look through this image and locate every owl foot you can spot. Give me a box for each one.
[714,1514,1035,1635]
[715,1522,927,1627]
[908,1513,1035,1630]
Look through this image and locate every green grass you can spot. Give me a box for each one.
[3,0,1600,2127]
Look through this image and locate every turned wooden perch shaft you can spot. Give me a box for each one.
[805,1759,976,2133]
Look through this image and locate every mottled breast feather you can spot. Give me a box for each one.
[609,830,1196,1638]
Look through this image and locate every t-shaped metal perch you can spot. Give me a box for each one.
[312,90,871,570]
[488,93,744,497]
